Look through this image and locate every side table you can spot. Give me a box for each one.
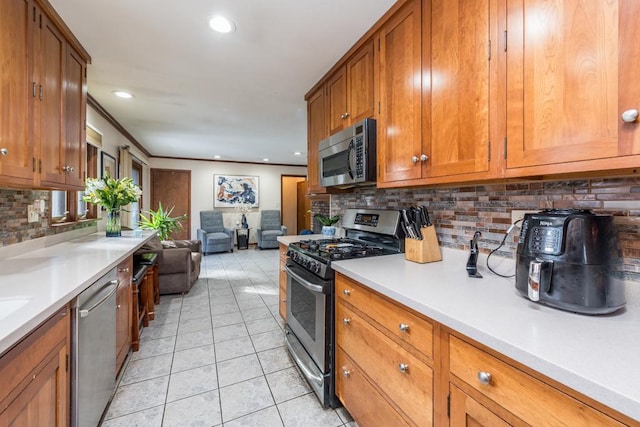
[235,228,251,250]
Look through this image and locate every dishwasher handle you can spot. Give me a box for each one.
[79,280,119,318]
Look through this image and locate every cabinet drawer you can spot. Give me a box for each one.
[449,335,624,427]
[336,274,433,359]
[337,302,433,426]
[336,348,410,427]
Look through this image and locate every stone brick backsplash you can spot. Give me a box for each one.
[0,189,94,246]
[314,177,640,281]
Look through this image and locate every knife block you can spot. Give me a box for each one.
[405,226,442,263]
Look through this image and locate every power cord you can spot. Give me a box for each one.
[486,218,523,278]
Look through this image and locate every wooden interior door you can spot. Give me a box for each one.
[281,175,306,235]
[297,181,311,233]
[150,168,191,240]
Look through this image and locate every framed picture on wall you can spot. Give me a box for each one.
[101,152,117,179]
[214,175,259,208]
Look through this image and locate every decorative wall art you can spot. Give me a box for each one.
[214,175,259,208]
[101,152,117,179]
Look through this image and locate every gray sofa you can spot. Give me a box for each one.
[135,237,202,295]
[197,211,233,254]
[256,210,287,249]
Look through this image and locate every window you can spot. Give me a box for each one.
[50,144,98,224]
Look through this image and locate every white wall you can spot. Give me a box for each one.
[150,158,306,242]
[86,106,152,231]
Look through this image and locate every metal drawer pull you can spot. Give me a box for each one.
[118,267,130,273]
[0,148,7,156]
[399,323,410,332]
[342,318,351,325]
[477,371,492,385]
[398,363,409,373]
[343,369,351,378]
[343,289,351,296]
[281,298,286,303]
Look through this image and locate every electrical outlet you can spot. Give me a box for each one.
[511,210,538,227]
[27,205,40,223]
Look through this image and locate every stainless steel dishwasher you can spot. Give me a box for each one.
[72,268,119,427]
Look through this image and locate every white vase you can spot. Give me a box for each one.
[322,226,336,237]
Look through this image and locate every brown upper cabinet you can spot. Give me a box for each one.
[424,0,497,180]
[0,0,90,191]
[376,0,423,184]
[327,40,375,135]
[305,85,329,194]
[505,0,640,176]
[308,0,640,190]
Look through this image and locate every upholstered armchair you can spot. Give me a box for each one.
[134,236,202,295]
[256,210,287,249]
[197,211,233,254]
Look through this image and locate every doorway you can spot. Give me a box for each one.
[150,168,191,240]
[281,175,308,235]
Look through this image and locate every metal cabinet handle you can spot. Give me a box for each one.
[0,148,7,156]
[117,304,121,309]
[343,112,349,119]
[343,289,351,296]
[281,298,286,303]
[621,109,639,123]
[342,318,351,325]
[342,369,351,378]
[399,323,410,332]
[398,363,409,373]
[477,371,492,385]
[118,267,130,273]
[420,154,428,162]
[412,155,419,163]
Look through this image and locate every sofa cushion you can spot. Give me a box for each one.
[260,230,282,241]
[206,232,231,244]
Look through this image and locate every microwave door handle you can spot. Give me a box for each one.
[346,140,355,179]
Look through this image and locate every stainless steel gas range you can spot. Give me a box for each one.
[284,208,405,407]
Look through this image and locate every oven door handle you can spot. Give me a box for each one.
[285,333,324,386]
[285,265,327,294]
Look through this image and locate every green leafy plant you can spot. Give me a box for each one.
[314,214,340,226]
[139,203,187,240]
[83,175,141,210]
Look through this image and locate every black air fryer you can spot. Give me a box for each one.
[515,209,625,314]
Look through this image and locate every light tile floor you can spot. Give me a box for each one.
[100,248,357,427]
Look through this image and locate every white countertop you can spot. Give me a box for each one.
[0,230,156,356]
[331,247,640,421]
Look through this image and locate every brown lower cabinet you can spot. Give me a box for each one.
[335,273,638,427]
[0,305,70,427]
[115,256,133,374]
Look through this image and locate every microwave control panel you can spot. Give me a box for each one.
[354,135,364,178]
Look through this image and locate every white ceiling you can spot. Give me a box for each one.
[49,0,396,165]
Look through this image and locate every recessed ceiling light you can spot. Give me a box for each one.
[209,15,235,33]
[263,158,269,162]
[214,155,221,159]
[294,151,301,156]
[113,90,134,99]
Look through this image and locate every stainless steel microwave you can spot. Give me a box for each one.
[318,118,376,188]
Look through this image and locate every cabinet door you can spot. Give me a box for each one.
[116,257,132,374]
[327,68,348,135]
[377,0,423,184]
[0,306,69,427]
[306,86,329,194]
[0,0,34,185]
[36,11,66,187]
[506,0,640,170]
[346,40,375,124]
[63,46,87,189]
[427,0,492,177]
[450,384,511,427]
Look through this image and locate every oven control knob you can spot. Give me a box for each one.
[308,261,319,272]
